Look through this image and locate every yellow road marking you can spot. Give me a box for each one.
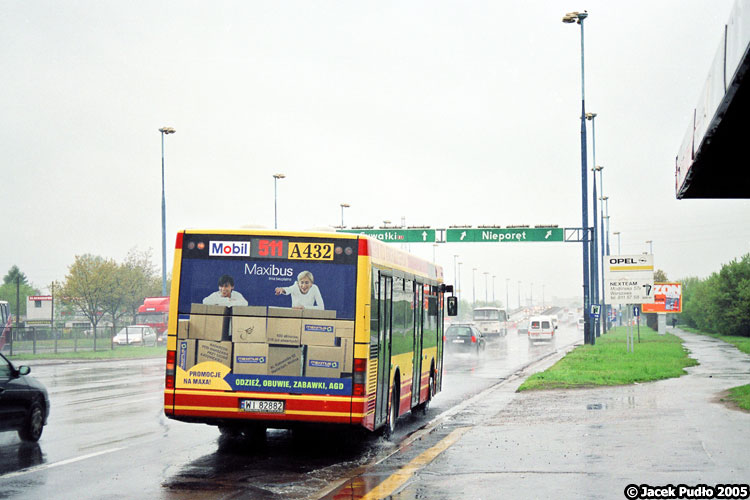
[362,426,471,499]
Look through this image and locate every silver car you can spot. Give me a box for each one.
[112,325,157,346]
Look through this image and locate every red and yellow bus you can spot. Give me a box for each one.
[163,229,451,437]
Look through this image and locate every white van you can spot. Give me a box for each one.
[527,315,556,341]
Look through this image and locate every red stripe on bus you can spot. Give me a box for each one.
[358,237,369,256]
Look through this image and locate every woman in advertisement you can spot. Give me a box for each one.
[274,270,325,310]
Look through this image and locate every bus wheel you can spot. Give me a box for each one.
[413,370,434,417]
[384,384,399,439]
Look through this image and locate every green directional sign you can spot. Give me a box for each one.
[446,227,563,243]
[338,228,436,243]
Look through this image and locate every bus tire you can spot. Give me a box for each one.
[413,369,434,417]
[384,383,399,439]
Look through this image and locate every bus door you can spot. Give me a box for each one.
[437,290,445,392]
[374,273,393,428]
[411,282,423,407]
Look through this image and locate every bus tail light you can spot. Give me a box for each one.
[353,358,366,396]
[165,350,176,389]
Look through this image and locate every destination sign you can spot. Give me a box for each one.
[445,228,564,243]
[338,229,436,243]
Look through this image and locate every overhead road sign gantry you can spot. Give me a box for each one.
[445,227,564,243]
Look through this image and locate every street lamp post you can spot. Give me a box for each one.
[600,193,609,332]
[159,126,175,297]
[458,262,463,317]
[453,255,459,290]
[588,114,600,337]
[483,272,489,303]
[273,173,285,229]
[591,163,600,337]
[563,10,593,345]
[517,281,521,309]
[613,231,621,254]
[472,268,477,307]
[340,203,350,228]
[506,278,510,311]
[492,275,496,303]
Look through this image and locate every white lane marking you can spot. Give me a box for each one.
[0,446,127,480]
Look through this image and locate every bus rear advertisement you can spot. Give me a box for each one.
[164,230,452,437]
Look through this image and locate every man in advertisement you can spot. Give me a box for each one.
[202,274,248,307]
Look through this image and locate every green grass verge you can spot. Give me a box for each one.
[6,346,165,361]
[679,326,750,411]
[727,385,750,411]
[517,326,698,391]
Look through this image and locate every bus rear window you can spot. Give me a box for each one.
[177,234,358,319]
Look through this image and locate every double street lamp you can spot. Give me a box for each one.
[159,126,175,297]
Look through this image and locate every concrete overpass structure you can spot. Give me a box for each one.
[676,0,750,199]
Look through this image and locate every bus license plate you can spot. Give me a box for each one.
[239,399,285,413]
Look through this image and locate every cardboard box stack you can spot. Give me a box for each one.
[300,310,354,378]
[183,304,354,380]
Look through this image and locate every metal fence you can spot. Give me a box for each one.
[1,326,155,355]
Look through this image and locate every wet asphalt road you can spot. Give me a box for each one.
[0,323,582,499]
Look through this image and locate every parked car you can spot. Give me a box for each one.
[527,315,557,342]
[444,324,486,354]
[112,325,158,346]
[0,352,50,442]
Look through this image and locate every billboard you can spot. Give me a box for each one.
[641,283,682,313]
[603,255,655,305]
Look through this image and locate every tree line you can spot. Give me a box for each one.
[679,253,750,337]
[0,249,163,335]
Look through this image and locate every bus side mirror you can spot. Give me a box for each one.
[446,296,458,316]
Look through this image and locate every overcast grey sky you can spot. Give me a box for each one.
[2,1,749,306]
